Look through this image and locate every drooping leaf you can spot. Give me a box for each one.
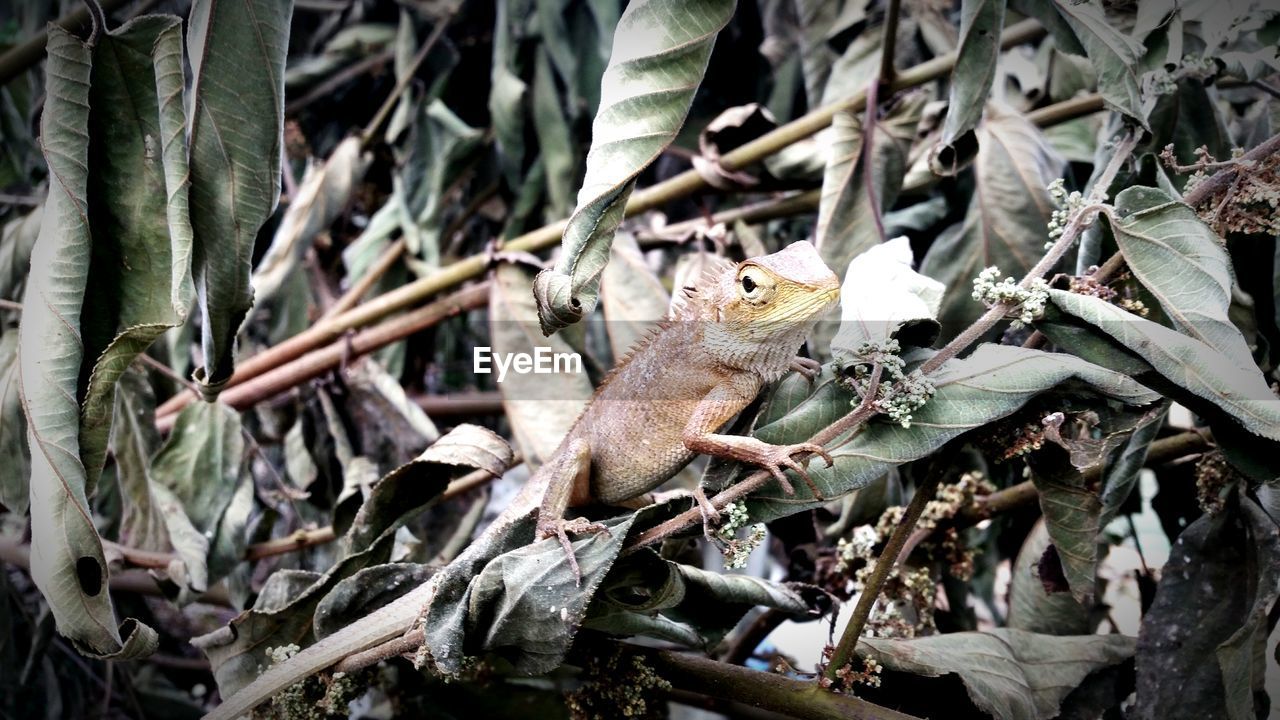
[147,400,249,596]
[79,16,195,485]
[1110,186,1256,372]
[930,0,1006,174]
[186,0,292,396]
[489,0,529,189]
[1024,404,1163,605]
[18,17,210,659]
[533,0,736,335]
[1135,492,1280,720]
[398,100,483,274]
[919,104,1066,340]
[745,344,1158,522]
[340,357,440,471]
[1048,290,1280,440]
[1050,0,1148,126]
[0,206,39,303]
[490,263,593,470]
[858,629,1135,720]
[251,136,370,305]
[1007,521,1091,635]
[195,424,508,696]
[532,47,577,218]
[814,95,920,276]
[0,333,27,514]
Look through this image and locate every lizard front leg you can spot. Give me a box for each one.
[534,438,610,585]
[682,374,833,499]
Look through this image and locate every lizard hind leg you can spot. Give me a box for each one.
[534,438,611,586]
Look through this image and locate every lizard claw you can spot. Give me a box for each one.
[756,443,832,500]
[538,516,611,587]
[789,356,823,382]
[692,486,722,540]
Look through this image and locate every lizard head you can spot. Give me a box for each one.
[721,241,841,332]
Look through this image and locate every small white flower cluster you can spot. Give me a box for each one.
[846,339,935,428]
[834,524,881,573]
[717,501,767,569]
[1046,178,1086,249]
[971,266,1050,326]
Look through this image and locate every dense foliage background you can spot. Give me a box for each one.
[1,0,1279,718]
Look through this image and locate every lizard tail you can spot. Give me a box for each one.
[201,581,435,720]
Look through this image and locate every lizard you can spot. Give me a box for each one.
[202,239,841,720]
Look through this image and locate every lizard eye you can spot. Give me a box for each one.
[737,268,770,302]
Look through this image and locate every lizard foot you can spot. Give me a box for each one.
[754,443,834,500]
[538,516,611,587]
[789,356,823,382]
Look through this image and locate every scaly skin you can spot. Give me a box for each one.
[202,240,840,720]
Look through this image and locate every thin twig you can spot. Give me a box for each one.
[286,48,395,116]
[823,452,950,680]
[359,6,459,149]
[877,0,902,86]
[157,282,490,432]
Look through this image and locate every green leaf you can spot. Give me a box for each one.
[489,0,529,189]
[1051,0,1147,126]
[186,0,291,395]
[533,0,736,335]
[858,629,1135,720]
[0,206,39,303]
[919,104,1066,341]
[586,550,825,647]
[930,0,1006,175]
[0,333,28,513]
[1135,492,1280,720]
[19,20,196,660]
[532,47,577,218]
[814,96,920,277]
[1007,521,1090,635]
[1047,290,1280,440]
[1025,404,1162,605]
[746,344,1158,522]
[147,400,249,596]
[398,100,484,273]
[80,16,195,485]
[1110,186,1256,372]
[196,424,506,696]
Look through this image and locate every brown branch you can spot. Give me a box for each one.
[877,0,902,87]
[157,282,489,432]
[0,538,232,606]
[954,428,1213,528]
[633,644,924,720]
[412,391,504,417]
